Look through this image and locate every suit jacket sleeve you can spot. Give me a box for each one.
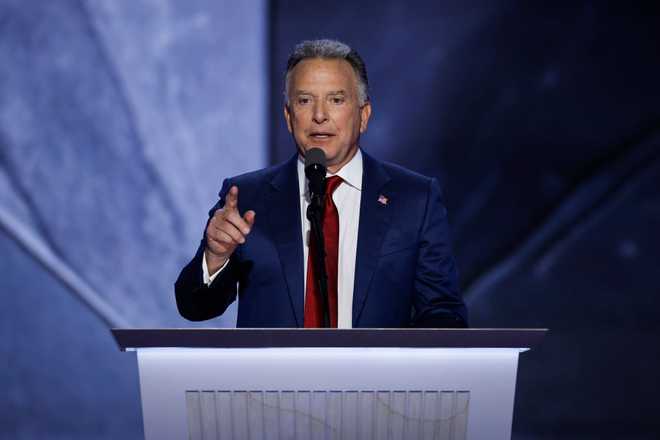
[410,178,468,328]
[174,179,242,321]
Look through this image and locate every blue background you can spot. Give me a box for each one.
[2,1,659,438]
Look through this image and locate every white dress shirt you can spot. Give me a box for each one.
[203,149,363,328]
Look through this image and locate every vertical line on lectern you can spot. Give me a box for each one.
[260,390,266,440]
[421,391,437,439]
[199,391,217,440]
[450,391,457,440]
[373,391,388,440]
[407,391,423,440]
[280,391,296,440]
[245,391,251,440]
[401,391,409,440]
[390,391,406,440]
[229,391,235,440]
[275,391,282,440]
[454,392,470,440]
[436,391,453,440]
[247,391,265,440]
[372,391,377,440]
[295,391,311,439]
[186,391,202,440]
[263,391,280,440]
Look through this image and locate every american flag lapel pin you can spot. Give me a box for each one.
[377,194,389,206]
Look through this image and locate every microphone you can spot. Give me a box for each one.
[304,147,330,327]
[304,148,326,201]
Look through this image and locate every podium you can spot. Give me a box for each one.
[112,328,545,440]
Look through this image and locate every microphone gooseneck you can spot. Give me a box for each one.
[304,148,330,327]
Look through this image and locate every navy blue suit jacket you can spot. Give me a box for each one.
[175,151,467,328]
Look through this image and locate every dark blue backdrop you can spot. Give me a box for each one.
[271,1,660,438]
[2,1,659,438]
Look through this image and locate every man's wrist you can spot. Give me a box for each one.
[205,250,228,274]
[202,250,229,285]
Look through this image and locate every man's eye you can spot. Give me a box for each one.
[297,97,310,105]
[331,97,345,104]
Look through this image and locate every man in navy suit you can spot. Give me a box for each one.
[175,39,467,328]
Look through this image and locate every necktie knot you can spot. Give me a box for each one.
[325,175,343,197]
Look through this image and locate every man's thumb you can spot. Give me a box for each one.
[244,210,256,227]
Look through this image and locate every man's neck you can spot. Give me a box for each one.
[328,147,359,174]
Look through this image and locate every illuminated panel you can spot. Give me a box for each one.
[185,389,470,440]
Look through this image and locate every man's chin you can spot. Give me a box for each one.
[306,145,331,153]
[299,145,334,159]
[297,145,356,170]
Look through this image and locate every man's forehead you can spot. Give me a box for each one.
[291,57,356,80]
[290,58,358,90]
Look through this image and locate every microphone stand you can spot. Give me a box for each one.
[307,192,330,328]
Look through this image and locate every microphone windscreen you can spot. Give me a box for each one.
[305,148,326,197]
[305,148,326,168]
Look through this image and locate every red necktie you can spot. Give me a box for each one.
[304,175,343,328]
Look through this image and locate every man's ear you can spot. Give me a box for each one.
[359,101,372,133]
[284,104,293,133]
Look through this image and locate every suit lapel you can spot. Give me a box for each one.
[267,155,305,327]
[352,152,392,326]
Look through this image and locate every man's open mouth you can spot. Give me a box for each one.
[309,132,335,139]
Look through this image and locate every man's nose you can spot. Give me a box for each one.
[312,102,328,124]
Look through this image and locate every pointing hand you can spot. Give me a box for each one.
[204,186,255,273]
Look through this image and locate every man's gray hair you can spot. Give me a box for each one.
[284,39,369,105]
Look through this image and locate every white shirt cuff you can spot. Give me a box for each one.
[202,251,229,286]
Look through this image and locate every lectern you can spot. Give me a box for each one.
[112,328,545,440]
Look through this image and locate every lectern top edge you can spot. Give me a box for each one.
[110,328,547,351]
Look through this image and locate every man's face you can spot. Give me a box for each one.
[284,58,372,173]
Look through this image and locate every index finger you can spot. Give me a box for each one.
[224,185,239,211]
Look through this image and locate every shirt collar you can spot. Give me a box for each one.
[332,148,363,190]
[297,148,364,197]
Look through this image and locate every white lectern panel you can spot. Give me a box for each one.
[136,347,520,440]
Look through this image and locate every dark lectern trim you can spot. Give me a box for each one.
[110,328,547,351]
